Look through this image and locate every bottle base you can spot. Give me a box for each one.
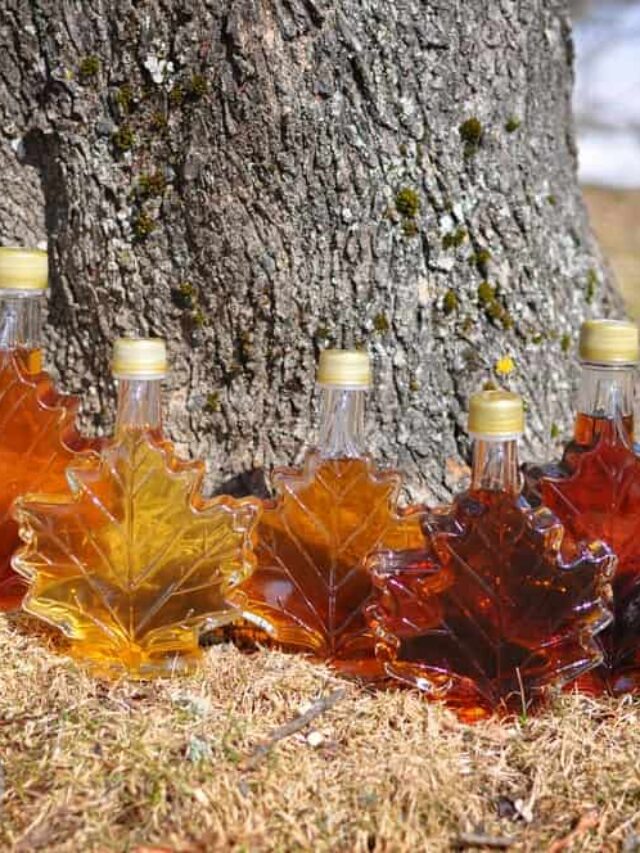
[67,642,204,681]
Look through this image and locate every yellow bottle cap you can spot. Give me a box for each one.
[317,349,372,388]
[468,389,524,438]
[579,319,639,364]
[0,247,48,291]
[112,338,167,378]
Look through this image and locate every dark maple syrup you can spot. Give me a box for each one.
[370,488,614,721]
[368,390,615,720]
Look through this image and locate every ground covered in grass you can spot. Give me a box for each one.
[2,618,640,851]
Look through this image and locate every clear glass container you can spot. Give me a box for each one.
[0,258,96,611]
[12,339,260,678]
[367,390,615,721]
[227,349,424,678]
[533,340,640,695]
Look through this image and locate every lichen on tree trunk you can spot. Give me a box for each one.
[0,0,620,502]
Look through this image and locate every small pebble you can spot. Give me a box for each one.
[306,730,324,747]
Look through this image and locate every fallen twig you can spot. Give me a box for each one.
[453,832,515,850]
[242,688,347,770]
[14,805,68,852]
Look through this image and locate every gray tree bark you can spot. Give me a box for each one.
[0,0,620,502]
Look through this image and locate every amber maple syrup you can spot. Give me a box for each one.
[0,249,99,611]
[532,319,640,695]
[227,349,423,678]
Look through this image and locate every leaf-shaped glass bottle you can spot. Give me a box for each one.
[13,338,260,679]
[527,319,640,695]
[0,247,99,612]
[367,390,615,721]
[228,349,423,677]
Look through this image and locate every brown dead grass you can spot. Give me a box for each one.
[583,185,640,320]
[2,617,640,852]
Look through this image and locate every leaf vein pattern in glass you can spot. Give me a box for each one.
[230,453,424,677]
[538,420,640,693]
[0,350,101,611]
[260,532,326,629]
[368,490,614,720]
[13,430,259,677]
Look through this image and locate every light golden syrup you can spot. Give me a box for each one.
[13,428,259,679]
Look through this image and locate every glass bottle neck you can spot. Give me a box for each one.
[115,378,163,434]
[470,436,520,494]
[575,361,635,445]
[0,291,43,351]
[317,386,367,459]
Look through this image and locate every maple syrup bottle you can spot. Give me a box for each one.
[0,247,97,612]
[530,319,640,695]
[367,390,614,721]
[13,338,260,679]
[228,349,423,677]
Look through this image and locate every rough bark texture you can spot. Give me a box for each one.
[0,0,621,502]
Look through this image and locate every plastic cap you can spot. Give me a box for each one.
[317,349,372,388]
[579,319,639,365]
[112,338,167,378]
[0,247,48,291]
[468,389,524,438]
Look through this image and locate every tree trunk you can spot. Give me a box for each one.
[0,0,621,502]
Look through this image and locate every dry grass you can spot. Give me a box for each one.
[583,185,640,320]
[2,617,640,851]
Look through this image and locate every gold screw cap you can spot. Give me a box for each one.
[579,319,639,364]
[0,247,48,291]
[112,338,167,379]
[317,349,372,388]
[468,389,524,438]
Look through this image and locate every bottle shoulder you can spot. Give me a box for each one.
[269,450,405,500]
[0,347,99,489]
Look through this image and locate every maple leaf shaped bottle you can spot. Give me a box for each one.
[228,348,424,677]
[366,390,615,722]
[527,319,640,695]
[0,247,99,612]
[12,338,260,679]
